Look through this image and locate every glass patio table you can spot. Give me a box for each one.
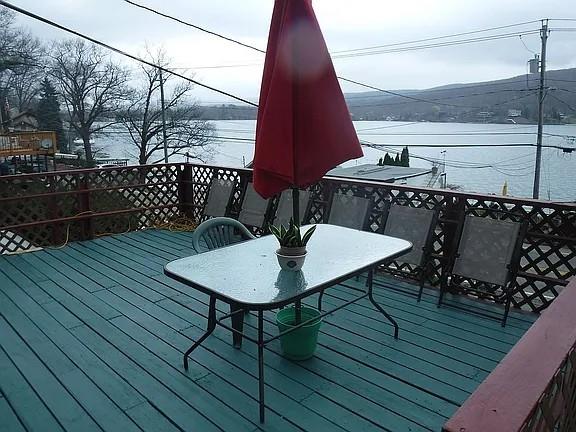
[164,224,412,422]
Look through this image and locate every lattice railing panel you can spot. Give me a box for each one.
[0,164,184,254]
[1,163,574,313]
[521,347,576,432]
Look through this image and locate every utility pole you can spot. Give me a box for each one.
[532,19,549,199]
[159,68,169,163]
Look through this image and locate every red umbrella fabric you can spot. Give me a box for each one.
[253,0,363,199]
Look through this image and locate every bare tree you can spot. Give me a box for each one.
[50,39,130,163]
[119,52,214,165]
[7,36,45,112]
[0,8,45,125]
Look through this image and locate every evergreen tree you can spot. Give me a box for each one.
[378,157,383,166]
[394,153,401,166]
[36,77,66,152]
[383,153,393,165]
[400,146,410,167]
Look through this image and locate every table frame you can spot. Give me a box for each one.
[166,245,409,423]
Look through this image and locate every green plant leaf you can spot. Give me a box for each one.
[301,225,316,246]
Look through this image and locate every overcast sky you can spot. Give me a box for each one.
[8,0,576,104]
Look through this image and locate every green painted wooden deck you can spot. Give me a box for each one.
[0,229,538,432]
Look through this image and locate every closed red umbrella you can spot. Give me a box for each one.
[253,0,363,220]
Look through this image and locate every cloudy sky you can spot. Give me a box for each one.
[7,0,576,104]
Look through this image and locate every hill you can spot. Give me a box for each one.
[197,68,576,123]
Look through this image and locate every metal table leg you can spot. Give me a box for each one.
[366,269,399,339]
[230,302,244,348]
[257,310,265,423]
[183,296,216,370]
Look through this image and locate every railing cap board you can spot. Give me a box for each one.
[442,277,576,432]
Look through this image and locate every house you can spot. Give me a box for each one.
[5,110,39,132]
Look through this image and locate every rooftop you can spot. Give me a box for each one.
[327,164,431,183]
[0,229,536,432]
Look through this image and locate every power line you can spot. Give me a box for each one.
[549,93,576,112]
[122,0,266,54]
[332,31,542,59]
[0,0,258,107]
[119,0,547,110]
[332,20,541,54]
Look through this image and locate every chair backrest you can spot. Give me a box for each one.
[204,178,234,218]
[327,193,372,230]
[275,190,311,227]
[238,183,270,228]
[383,204,437,266]
[453,216,522,286]
[192,217,255,253]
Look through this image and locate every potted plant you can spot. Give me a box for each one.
[269,219,316,271]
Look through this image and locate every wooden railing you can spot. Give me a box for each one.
[1,162,575,313]
[442,277,576,432]
[0,131,58,157]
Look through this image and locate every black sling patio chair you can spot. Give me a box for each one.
[381,202,440,301]
[238,183,273,231]
[274,189,311,227]
[438,211,527,326]
[192,217,256,347]
[317,192,373,311]
[326,193,372,231]
[203,178,234,219]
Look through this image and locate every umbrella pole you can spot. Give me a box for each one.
[292,187,302,323]
[292,187,300,226]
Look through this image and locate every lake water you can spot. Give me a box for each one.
[99,120,576,202]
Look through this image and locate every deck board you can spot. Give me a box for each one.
[0,229,538,432]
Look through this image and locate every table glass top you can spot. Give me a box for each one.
[164,224,412,306]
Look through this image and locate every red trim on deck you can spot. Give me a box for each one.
[443,277,576,432]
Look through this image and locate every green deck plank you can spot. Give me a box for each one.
[125,230,195,253]
[0,229,537,432]
[318,293,501,372]
[70,324,224,432]
[73,241,163,276]
[141,229,196,250]
[115,284,454,431]
[322,287,507,364]
[30,249,108,293]
[44,248,118,289]
[53,246,173,301]
[0,349,64,432]
[1,277,146,413]
[162,296,457,422]
[62,244,180,298]
[110,317,317,432]
[123,401,184,432]
[100,235,180,262]
[369,279,535,339]
[11,254,122,320]
[0,396,26,432]
[0,317,102,432]
[103,288,428,432]
[3,253,50,284]
[0,291,141,432]
[394,280,536,329]
[95,289,347,432]
[333,281,523,354]
[41,300,84,329]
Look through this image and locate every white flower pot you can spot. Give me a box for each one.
[276,248,307,271]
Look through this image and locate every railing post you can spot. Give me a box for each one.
[47,174,63,246]
[178,164,194,219]
[78,173,93,240]
[441,195,465,288]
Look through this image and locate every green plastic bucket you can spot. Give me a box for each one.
[276,306,322,361]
